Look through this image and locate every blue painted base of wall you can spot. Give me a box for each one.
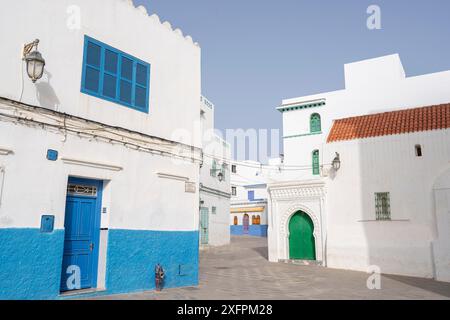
[0,228,199,300]
[230,225,268,237]
[0,228,65,300]
[105,229,199,295]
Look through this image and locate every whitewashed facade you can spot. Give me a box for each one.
[325,126,450,281]
[199,96,231,247]
[0,0,202,299]
[268,54,450,281]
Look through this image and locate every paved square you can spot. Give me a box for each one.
[90,236,450,300]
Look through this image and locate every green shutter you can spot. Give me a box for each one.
[211,160,217,177]
[310,113,321,133]
[312,150,320,175]
[200,208,209,245]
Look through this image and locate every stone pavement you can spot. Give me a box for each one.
[90,236,450,300]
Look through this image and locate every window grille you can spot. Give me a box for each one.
[67,184,98,197]
[375,192,391,221]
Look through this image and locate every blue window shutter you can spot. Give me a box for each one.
[84,67,100,92]
[120,80,132,103]
[104,49,118,73]
[135,86,147,109]
[81,35,151,113]
[121,57,133,80]
[248,191,255,201]
[136,63,148,86]
[86,42,101,67]
[103,74,117,98]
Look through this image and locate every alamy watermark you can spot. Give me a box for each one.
[66,5,81,30]
[367,5,382,30]
[366,265,381,290]
[66,265,81,290]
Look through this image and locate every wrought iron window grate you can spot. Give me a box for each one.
[67,184,98,197]
[375,192,391,221]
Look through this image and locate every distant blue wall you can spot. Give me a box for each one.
[0,228,199,299]
[0,228,65,300]
[230,225,268,237]
[105,229,199,295]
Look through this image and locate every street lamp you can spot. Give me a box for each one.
[332,152,341,171]
[23,39,45,83]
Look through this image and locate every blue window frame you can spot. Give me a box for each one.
[81,35,151,113]
[248,190,255,201]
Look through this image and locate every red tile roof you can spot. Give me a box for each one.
[327,103,450,143]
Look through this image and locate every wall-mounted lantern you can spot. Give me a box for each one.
[210,162,226,182]
[332,152,341,171]
[22,39,45,83]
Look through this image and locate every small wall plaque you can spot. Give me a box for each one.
[185,182,196,193]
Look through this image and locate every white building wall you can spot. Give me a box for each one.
[0,119,200,231]
[268,54,450,281]
[280,54,450,180]
[199,96,231,247]
[199,192,230,247]
[0,0,201,147]
[0,0,202,298]
[433,167,450,282]
[324,129,450,279]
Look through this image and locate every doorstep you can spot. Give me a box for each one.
[279,259,323,266]
[59,288,107,298]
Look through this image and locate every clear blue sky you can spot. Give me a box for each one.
[133,0,450,140]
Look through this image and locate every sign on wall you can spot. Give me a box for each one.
[185,182,196,193]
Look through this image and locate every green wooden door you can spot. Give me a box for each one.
[200,208,209,245]
[289,211,316,260]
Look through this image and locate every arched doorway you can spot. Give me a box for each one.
[243,214,250,234]
[289,211,316,260]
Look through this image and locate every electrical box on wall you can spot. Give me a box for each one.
[100,207,109,230]
[46,149,58,161]
[40,215,55,233]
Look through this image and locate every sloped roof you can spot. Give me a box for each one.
[327,103,450,143]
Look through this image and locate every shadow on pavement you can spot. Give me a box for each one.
[253,246,269,260]
[383,274,450,298]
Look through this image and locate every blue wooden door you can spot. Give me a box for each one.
[60,178,102,292]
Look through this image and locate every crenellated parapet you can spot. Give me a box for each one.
[121,0,199,47]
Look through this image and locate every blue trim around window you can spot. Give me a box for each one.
[81,35,151,113]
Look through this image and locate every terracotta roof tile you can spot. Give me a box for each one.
[327,103,450,143]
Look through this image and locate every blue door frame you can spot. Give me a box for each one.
[60,177,103,292]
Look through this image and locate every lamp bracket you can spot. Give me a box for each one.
[22,39,40,59]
